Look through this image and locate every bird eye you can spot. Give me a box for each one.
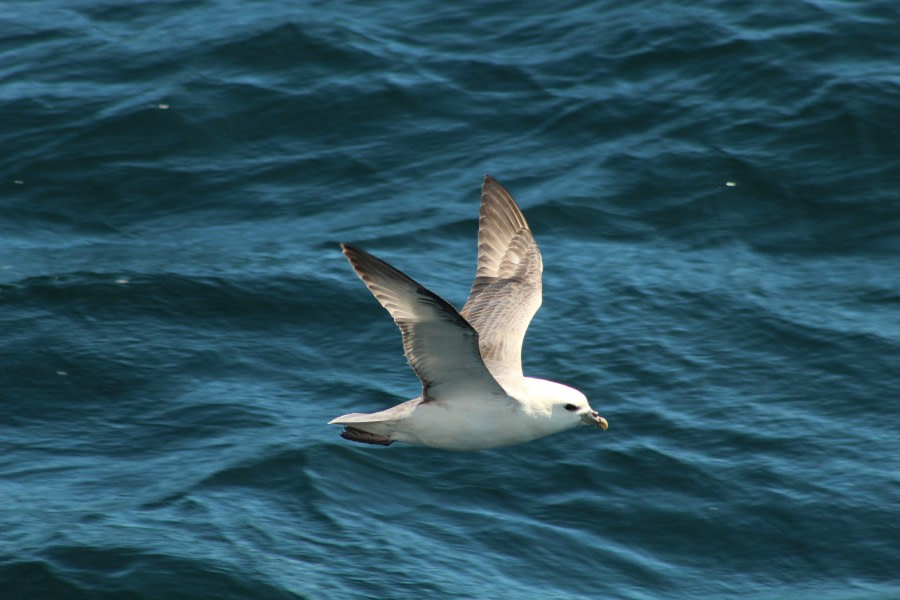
[564,404,579,412]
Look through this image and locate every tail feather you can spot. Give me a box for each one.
[328,412,377,425]
[340,426,393,446]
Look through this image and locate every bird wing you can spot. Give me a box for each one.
[341,243,509,402]
[460,175,542,380]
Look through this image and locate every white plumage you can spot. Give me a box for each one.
[329,175,608,450]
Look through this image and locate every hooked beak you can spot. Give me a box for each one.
[581,410,609,431]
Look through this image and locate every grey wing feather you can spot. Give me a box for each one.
[460,175,543,380]
[341,243,507,401]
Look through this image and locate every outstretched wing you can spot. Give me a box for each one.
[341,243,508,401]
[460,176,542,380]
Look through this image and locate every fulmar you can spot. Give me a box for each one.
[328,175,608,450]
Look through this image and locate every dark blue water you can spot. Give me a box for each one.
[2,1,899,598]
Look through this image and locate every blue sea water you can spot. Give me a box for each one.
[2,1,900,598]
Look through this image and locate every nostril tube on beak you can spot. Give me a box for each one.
[581,410,609,430]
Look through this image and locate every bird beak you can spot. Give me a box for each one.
[581,410,608,431]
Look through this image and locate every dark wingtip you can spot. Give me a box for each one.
[341,242,365,262]
[340,243,366,278]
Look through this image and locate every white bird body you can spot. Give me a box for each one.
[329,176,608,451]
[332,378,590,451]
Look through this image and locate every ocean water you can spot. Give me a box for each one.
[2,1,899,598]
